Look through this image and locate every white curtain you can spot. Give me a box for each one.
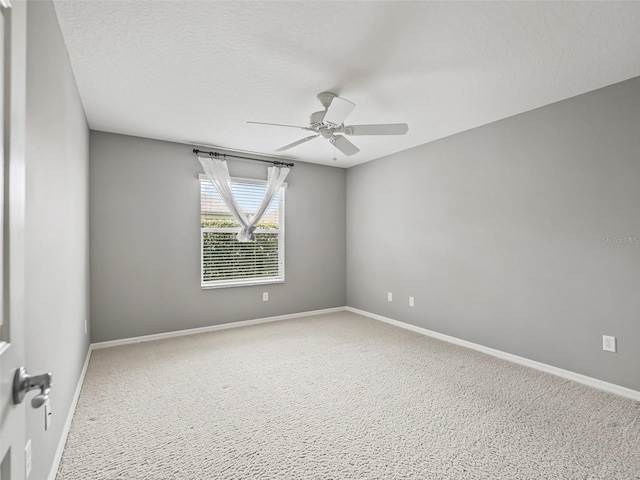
[198,156,289,242]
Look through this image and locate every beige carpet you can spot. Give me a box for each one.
[57,311,640,479]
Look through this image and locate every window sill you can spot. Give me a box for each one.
[201,278,285,290]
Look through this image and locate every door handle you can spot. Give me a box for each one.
[13,367,52,408]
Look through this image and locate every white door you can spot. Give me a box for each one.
[0,0,27,478]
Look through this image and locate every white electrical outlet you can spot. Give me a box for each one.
[25,439,32,478]
[387,292,393,302]
[602,335,616,353]
[263,292,269,302]
[409,296,415,307]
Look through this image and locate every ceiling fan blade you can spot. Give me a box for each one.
[323,97,355,127]
[344,123,409,135]
[275,134,320,152]
[330,135,360,156]
[247,121,314,132]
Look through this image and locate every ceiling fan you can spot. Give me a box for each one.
[248,92,409,156]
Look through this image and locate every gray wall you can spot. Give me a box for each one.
[90,132,346,342]
[25,1,90,479]
[347,76,640,391]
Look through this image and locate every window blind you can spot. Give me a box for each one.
[200,175,285,288]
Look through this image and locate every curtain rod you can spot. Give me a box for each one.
[193,149,294,168]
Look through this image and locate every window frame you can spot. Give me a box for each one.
[199,174,286,289]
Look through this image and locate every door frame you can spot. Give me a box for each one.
[0,0,28,478]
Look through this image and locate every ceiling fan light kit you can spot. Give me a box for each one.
[248,92,409,157]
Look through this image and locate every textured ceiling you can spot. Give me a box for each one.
[53,1,640,168]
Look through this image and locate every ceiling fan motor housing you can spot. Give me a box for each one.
[319,128,334,139]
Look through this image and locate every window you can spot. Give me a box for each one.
[200,175,285,288]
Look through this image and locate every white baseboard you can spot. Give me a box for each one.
[47,346,93,480]
[346,306,640,402]
[91,306,347,350]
